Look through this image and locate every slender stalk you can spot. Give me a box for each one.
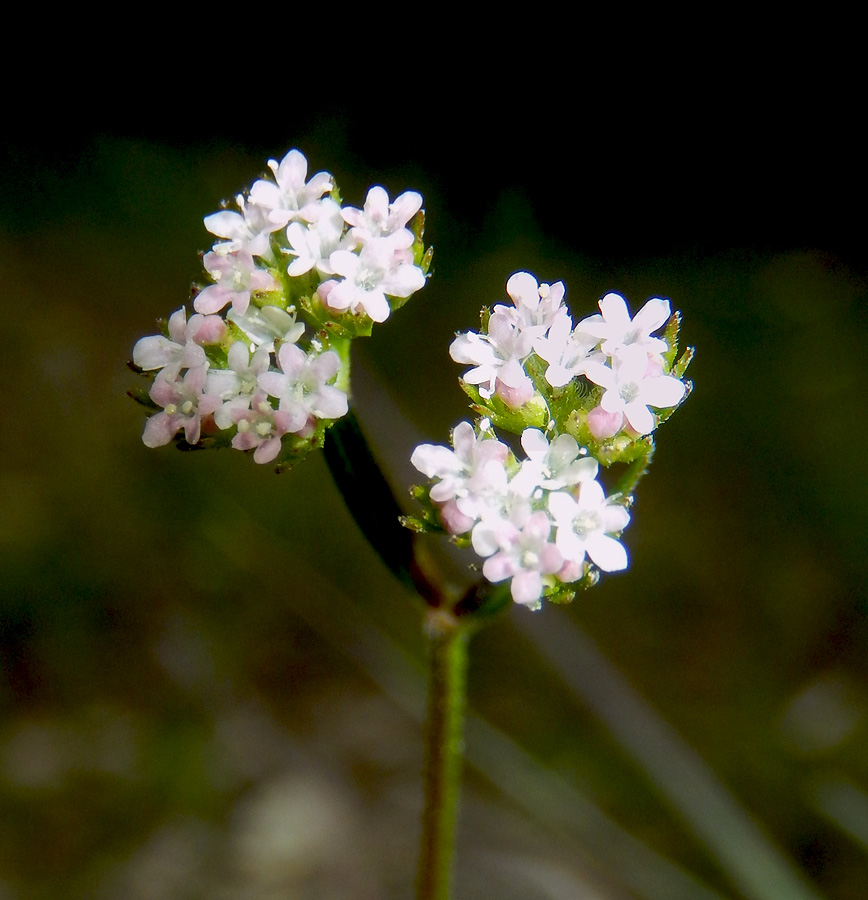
[417,609,469,900]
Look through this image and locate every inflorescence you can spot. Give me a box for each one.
[406,272,693,610]
[130,149,431,470]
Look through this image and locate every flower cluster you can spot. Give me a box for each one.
[407,272,692,610]
[130,149,430,469]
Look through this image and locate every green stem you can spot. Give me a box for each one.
[417,609,469,900]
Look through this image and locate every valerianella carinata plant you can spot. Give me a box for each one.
[129,148,430,470]
[130,151,693,900]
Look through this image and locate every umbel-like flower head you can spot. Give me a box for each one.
[129,149,431,472]
[406,271,693,611]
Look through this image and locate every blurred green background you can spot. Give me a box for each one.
[1,91,866,900]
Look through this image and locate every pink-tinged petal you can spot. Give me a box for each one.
[539,543,564,575]
[149,377,179,407]
[440,500,474,535]
[257,372,286,399]
[308,351,341,383]
[525,511,553,542]
[133,335,176,370]
[496,378,534,409]
[362,290,391,323]
[204,210,244,239]
[510,571,544,607]
[328,250,361,280]
[623,402,654,436]
[506,271,540,308]
[193,283,230,315]
[520,428,549,458]
[483,553,516,584]
[451,422,476,458]
[411,444,457,478]
[642,375,686,409]
[382,264,425,298]
[587,406,623,439]
[632,297,671,334]
[586,534,628,572]
[600,505,631,533]
[311,385,348,420]
[167,308,187,343]
[598,293,630,323]
[392,190,423,223]
[323,279,355,313]
[142,413,176,447]
[544,364,574,389]
[183,417,203,445]
[189,315,227,345]
[277,343,306,378]
[583,360,616,390]
[615,345,650,382]
[253,436,282,464]
[556,559,584,583]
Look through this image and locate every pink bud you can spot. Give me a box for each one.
[439,500,474,535]
[587,406,623,439]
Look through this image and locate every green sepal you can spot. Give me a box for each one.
[549,563,601,601]
[459,381,548,433]
[127,387,158,410]
[409,210,432,273]
[523,352,594,433]
[672,345,695,379]
[662,310,682,368]
[223,317,254,350]
[420,244,434,276]
[173,426,235,453]
[272,419,330,474]
[402,484,448,535]
[299,292,375,341]
[566,411,654,468]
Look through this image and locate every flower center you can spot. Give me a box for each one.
[521,549,540,570]
[573,511,599,537]
[619,381,640,404]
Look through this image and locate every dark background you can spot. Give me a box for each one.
[1,58,866,900]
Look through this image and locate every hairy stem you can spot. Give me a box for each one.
[417,609,469,900]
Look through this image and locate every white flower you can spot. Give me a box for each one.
[227,305,305,352]
[511,429,599,495]
[204,194,277,259]
[285,198,345,277]
[548,482,631,573]
[258,344,348,434]
[341,186,422,246]
[410,421,511,530]
[230,391,294,464]
[143,365,222,448]
[195,249,277,316]
[449,310,535,402]
[248,149,333,228]
[472,509,563,609]
[495,271,568,336]
[584,345,686,436]
[322,239,425,323]
[206,342,272,428]
[578,293,671,358]
[133,308,226,378]
[533,314,599,389]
